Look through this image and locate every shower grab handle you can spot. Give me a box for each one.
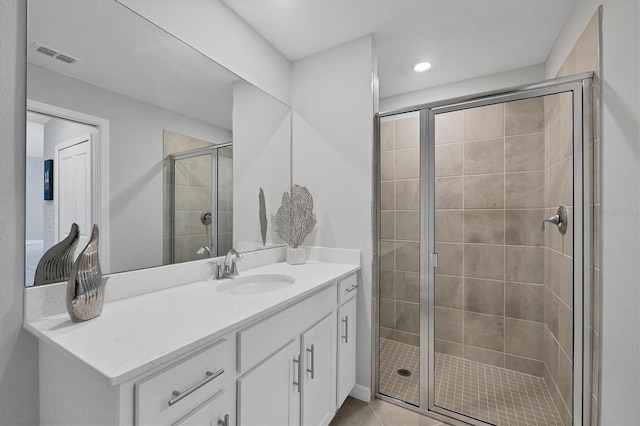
[542,206,568,234]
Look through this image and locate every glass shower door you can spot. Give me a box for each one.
[428,85,586,425]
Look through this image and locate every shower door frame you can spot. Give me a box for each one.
[375,73,594,426]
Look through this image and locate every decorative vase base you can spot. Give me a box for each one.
[287,247,306,265]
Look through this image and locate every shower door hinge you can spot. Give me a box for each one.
[430,253,438,268]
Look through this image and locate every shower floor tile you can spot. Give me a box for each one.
[379,338,565,425]
[379,338,420,406]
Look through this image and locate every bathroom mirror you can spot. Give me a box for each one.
[25,0,291,286]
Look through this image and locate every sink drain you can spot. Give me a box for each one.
[397,368,412,377]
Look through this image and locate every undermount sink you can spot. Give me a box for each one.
[216,274,296,296]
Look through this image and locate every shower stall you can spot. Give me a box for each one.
[166,143,233,263]
[375,74,594,426]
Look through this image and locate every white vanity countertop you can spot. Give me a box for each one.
[25,261,359,385]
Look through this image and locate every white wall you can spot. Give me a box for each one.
[547,2,640,423]
[380,64,545,112]
[117,0,292,106]
[28,65,231,273]
[292,35,377,395]
[232,80,291,251]
[0,0,40,424]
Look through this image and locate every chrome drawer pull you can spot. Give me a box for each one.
[345,284,359,293]
[306,344,315,379]
[342,316,349,343]
[293,355,301,392]
[218,414,229,426]
[167,368,224,406]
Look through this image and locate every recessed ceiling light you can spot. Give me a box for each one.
[413,62,432,72]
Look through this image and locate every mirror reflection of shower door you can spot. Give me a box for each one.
[378,111,421,406]
[429,86,584,425]
[168,144,232,263]
[216,146,233,255]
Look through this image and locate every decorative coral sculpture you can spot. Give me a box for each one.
[275,184,316,249]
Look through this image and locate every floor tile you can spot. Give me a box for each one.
[330,397,382,426]
[377,338,565,426]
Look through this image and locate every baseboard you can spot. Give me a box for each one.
[349,384,371,402]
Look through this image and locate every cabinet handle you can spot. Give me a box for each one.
[345,284,359,293]
[306,344,315,379]
[342,316,349,343]
[292,355,301,392]
[217,414,229,426]
[167,368,224,406]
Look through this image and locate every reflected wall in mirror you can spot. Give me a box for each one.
[25,0,291,286]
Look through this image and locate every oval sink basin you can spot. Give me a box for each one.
[216,274,295,296]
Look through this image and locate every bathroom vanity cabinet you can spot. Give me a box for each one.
[29,263,359,426]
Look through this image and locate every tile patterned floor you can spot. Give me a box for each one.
[378,338,565,426]
[379,338,421,406]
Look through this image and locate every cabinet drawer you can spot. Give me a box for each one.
[238,284,337,373]
[338,273,358,305]
[136,337,235,425]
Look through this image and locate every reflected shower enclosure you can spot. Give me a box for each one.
[163,130,233,264]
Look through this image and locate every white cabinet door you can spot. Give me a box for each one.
[337,297,357,407]
[301,312,337,426]
[237,338,301,426]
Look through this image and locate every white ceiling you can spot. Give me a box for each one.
[28,0,239,129]
[222,0,577,98]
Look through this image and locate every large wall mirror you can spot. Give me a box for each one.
[25,0,291,286]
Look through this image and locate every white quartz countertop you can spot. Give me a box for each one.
[25,261,359,385]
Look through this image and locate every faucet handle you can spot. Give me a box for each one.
[214,262,224,280]
[230,258,240,276]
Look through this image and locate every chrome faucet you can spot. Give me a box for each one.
[214,248,243,279]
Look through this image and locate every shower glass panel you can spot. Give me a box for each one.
[169,144,232,263]
[378,112,421,406]
[431,92,576,425]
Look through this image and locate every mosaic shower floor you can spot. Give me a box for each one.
[379,338,564,425]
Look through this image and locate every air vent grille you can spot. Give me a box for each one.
[32,43,79,65]
[36,45,57,57]
[55,54,76,64]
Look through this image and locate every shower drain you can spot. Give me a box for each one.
[397,368,412,377]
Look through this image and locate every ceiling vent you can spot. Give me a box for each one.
[32,43,79,65]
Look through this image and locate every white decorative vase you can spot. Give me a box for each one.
[287,247,306,265]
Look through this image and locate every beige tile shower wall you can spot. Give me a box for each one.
[546,9,601,426]
[433,99,547,377]
[380,113,421,347]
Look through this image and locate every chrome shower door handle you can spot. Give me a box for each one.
[542,205,568,234]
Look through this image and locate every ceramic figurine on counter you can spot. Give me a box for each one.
[66,224,107,322]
